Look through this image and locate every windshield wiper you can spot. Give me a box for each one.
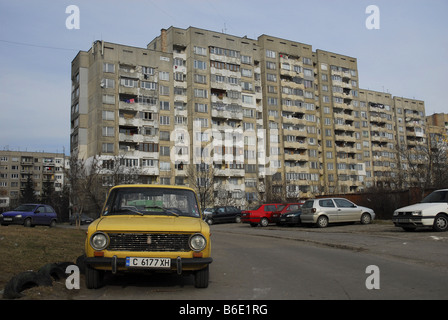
[145,205,179,217]
[119,207,144,216]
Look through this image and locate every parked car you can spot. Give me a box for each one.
[241,203,284,227]
[393,189,448,232]
[84,184,212,289]
[69,213,95,225]
[271,202,304,225]
[300,198,375,228]
[0,204,57,227]
[274,202,304,226]
[203,206,241,225]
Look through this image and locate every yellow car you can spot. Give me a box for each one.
[84,185,212,289]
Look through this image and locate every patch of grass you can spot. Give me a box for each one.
[0,225,86,294]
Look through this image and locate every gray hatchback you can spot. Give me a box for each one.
[300,198,375,228]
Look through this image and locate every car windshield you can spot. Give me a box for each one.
[103,187,201,218]
[13,204,36,212]
[421,190,448,203]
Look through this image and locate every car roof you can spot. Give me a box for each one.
[110,184,196,193]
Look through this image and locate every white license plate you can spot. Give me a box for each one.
[3,217,12,221]
[126,257,171,268]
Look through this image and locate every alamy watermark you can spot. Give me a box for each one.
[365,265,380,290]
[365,5,380,30]
[66,5,80,30]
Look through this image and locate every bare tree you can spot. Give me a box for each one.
[187,163,215,210]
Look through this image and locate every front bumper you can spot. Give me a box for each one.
[0,216,24,225]
[392,216,434,228]
[85,256,213,274]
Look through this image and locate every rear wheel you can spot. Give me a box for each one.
[260,218,269,227]
[316,216,328,228]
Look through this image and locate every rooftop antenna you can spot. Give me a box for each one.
[222,23,227,34]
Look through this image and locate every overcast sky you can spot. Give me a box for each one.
[0,0,447,154]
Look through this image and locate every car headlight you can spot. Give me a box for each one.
[411,211,422,216]
[90,232,109,250]
[393,211,399,216]
[189,233,207,252]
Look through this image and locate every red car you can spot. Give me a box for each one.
[271,202,304,225]
[241,203,284,227]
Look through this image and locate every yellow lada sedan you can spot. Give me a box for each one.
[84,185,212,289]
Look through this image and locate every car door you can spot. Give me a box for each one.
[215,207,226,223]
[318,199,339,222]
[333,199,362,222]
[33,205,46,225]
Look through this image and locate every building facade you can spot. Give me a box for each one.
[70,26,431,204]
[0,150,68,209]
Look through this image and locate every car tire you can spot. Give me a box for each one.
[194,265,209,288]
[3,271,52,299]
[260,218,269,227]
[316,216,329,228]
[38,263,66,281]
[433,214,448,232]
[85,265,104,289]
[24,218,33,228]
[49,220,56,228]
[205,218,213,225]
[360,213,372,225]
[235,216,241,223]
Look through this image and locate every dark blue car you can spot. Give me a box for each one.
[0,204,57,227]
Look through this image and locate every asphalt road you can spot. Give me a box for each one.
[72,222,448,300]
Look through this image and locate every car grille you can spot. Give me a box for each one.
[107,233,191,252]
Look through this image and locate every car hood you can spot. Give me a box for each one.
[91,215,207,233]
[395,202,446,212]
[2,210,28,216]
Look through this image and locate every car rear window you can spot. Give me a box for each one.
[302,200,314,208]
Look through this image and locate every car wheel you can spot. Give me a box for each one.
[360,213,372,225]
[206,218,213,225]
[85,265,104,289]
[49,220,56,228]
[260,218,269,227]
[235,216,241,223]
[316,216,328,228]
[24,218,33,228]
[433,214,448,232]
[194,265,209,288]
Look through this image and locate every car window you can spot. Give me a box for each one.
[302,200,314,208]
[265,205,276,211]
[104,187,201,217]
[288,204,299,211]
[319,199,335,208]
[217,208,225,213]
[421,190,448,203]
[45,206,55,213]
[36,206,45,213]
[334,199,355,208]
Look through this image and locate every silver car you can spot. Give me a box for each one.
[300,198,375,228]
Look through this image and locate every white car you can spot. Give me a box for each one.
[393,189,448,232]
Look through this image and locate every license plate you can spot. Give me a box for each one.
[397,218,410,222]
[3,217,12,221]
[126,257,171,268]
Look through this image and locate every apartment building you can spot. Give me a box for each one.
[70,26,430,203]
[0,150,68,209]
